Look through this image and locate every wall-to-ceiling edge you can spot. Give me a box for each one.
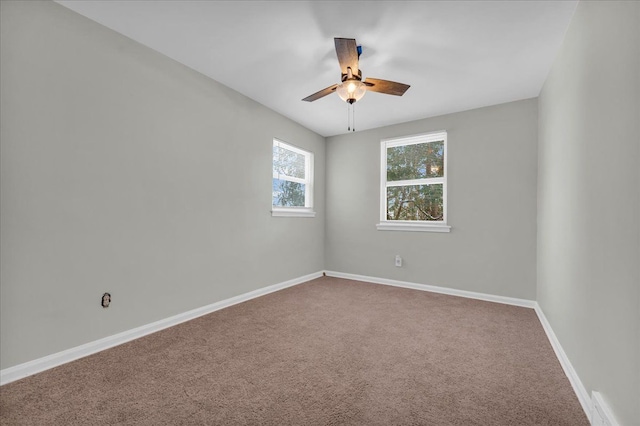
[2,1,637,425]
[324,98,539,301]
[0,0,325,371]
[537,1,640,425]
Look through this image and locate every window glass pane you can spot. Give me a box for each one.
[273,145,306,179]
[386,184,443,221]
[272,178,305,207]
[387,141,444,181]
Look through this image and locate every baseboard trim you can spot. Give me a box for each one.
[325,270,592,422]
[0,270,595,425]
[0,271,323,386]
[533,303,592,422]
[324,270,536,308]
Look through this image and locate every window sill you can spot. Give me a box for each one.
[376,222,451,233]
[272,208,316,218]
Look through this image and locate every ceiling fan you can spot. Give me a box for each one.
[302,38,411,105]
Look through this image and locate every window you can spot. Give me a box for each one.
[272,139,315,217]
[377,131,450,232]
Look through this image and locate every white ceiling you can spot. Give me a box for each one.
[55,1,577,137]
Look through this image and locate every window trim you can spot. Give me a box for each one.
[271,138,315,218]
[377,131,450,232]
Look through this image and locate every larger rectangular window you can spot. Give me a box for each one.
[272,139,315,217]
[377,131,450,232]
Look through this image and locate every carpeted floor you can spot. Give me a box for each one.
[0,276,588,425]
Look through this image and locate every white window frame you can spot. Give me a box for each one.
[377,131,450,232]
[271,139,315,218]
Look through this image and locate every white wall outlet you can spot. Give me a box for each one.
[395,255,402,267]
[592,391,617,426]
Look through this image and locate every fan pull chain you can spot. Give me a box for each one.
[352,104,355,132]
[346,104,357,132]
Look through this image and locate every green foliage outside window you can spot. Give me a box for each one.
[386,141,444,221]
[273,179,305,207]
[272,142,310,208]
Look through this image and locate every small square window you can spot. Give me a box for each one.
[272,139,315,217]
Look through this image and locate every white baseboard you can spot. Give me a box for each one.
[0,271,323,386]
[534,303,592,422]
[325,270,593,423]
[0,269,599,425]
[324,270,537,308]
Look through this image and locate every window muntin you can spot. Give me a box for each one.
[272,139,314,216]
[379,131,448,230]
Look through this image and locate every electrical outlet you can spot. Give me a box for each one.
[395,255,402,267]
[101,292,111,308]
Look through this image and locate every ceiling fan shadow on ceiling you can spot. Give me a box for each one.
[302,37,410,132]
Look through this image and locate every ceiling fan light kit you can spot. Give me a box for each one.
[336,75,366,104]
[303,37,410,132]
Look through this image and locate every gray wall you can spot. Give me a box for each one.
[0,0,325,369]
[325,99,538,300]
[537,1,640,424]
[3,3,638,424]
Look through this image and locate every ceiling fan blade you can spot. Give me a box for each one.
[363,78,410,96]
[302,84,339,102]
[334,38,359,76]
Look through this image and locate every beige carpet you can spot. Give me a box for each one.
[0,276,588,425]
